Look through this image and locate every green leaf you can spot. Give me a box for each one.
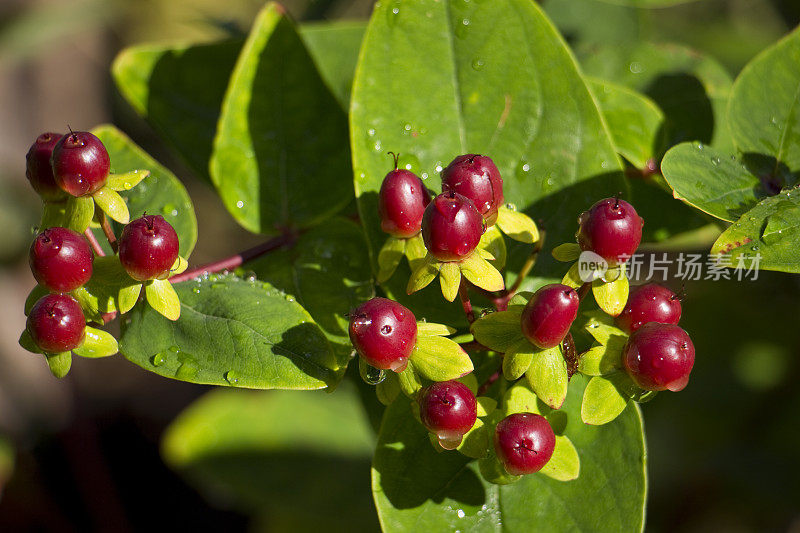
[456,419,489,459]
[120,274,344,389]
[470,306,525,352]
[593,0,696,7]
[502,380,545,416]
[526,346,569,410]
[145,278,181,321]
[105,170,149,191]
[247,218,374,351]
[561,261,583,289]
[495,206,539,244]
[551,243,581,262]
[377,372,401,406]
[210,4,351,234]
[162,386,377,531]
[378,236,406,283]
[478,224,507,270]
[397,365,422,397]
[411,335,473,382]
[112,39,244,184]
[352,0,624,309]
[539,435,580,482]
[78,256,139,317]
[459,251,505,293]
[40,201,66,229]
[169,256,188,277]
[18,329,42,354]
[728,27,800,184]
[64,196,95,233]
[661,142,764,222]
[416,322,456,337]
[92,125,197,257]
[438,262,461,302]
[588,77,665,168]
[502,339,535,381]
[581,373,633,425]
[476,396,497,417]
[592,270,629,317]
[45,352,71,379]
[24,285,49,315]
[92,186,129,224]
[73,326,118,358]
[584,311,629,346]
[710,189,800,273]
[407,254,440,294]
[579,341,625,376]
[404,233,428,270]
[373,374,646,531]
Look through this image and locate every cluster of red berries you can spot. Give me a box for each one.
[24,131,180,355]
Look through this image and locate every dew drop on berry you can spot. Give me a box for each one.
[438,433,463,450]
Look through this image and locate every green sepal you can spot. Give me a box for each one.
[145,278,181,321]
[376,372,401,406]
[396,364,422,398]
[64,196,95,233]
[403,233,427,271]
[456,419,489,459]
[105,170,149,191]
[502,380,545,416]
[552,243,581,262]
[495,205,539,243]
[476,396,497,417]
[92,186,130,224]
[24,285,50,315]
[502,339,535,380]
[167,256,189,278]
[40,201,67,229]
[71,286,104,323]
[377,236,405,283]
[539,435,580,482]
[459,251,505,292]
[579,339,625,376]
[416,321,456,337]
[439,262,461,302]
[73,326,119,358]
[478,225,507,270]
[410,335,473,381]
[116,282,141,314]
[470,305,525,352]
[508,291,533,306]
[561,261,583,289]
[45,352,72,379]
[406,254,440,294]
[592,264,628,317]
[18,330,42,354]
[584,311,628,345]
[526,345,569,409]
[580,372,636,425]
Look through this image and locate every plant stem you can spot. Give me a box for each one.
[101,214,118,253]
[84,229,105,257]
[477,370,500,396]
[493,229,546,311]
[170,232,296,284]
[577,281,592,301]
[459,340,489,352]
[458,279,476,324]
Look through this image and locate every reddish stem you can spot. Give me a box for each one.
[577,281,592,301]
[458,279,476,324]
[477,370,500,396]
[84,229,105,257]
[101,214,118,253]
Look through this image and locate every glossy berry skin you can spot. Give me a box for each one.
[441,154,504,226]
[379,169,430,238]
[51,131,110,197]
[520,284,579,349]
[494,413,555,476]
[29,227,93,292]
[26,133,66,201]
[118,215,179,281]
[419,380,477,440]
[421,192,483,262]
[26,294,85,353]
[348,297,417,372]
[623,323,694,392]
[577,198,643,265]
[616,284,682,333]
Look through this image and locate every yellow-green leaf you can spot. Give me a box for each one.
[64,196,95,233]
[539,435,580,482]
[40,201,66,230]
[105,170,149,191]
[397,364,422,397]
[18,330,42,354]
[406,254,440,294]
[411,335,473,381]
[145,278,181,321]
[45,352,71,379]
[478,225,507,270]
[170,256,188,276]
[439,262,461,302]
[470,306,525,352]
[460,251,505,292]
[502,380,544,416]
[416,321,456,337]
[581,374,631,425]
[526,345,569,409]
[562,261,583,289]
[377,236,405,283]
[404,233,427,271]
[502,339,535,381]
[552,243,581,262]
[496,206,539,243]
[92,186,130,224]
[118,283,143,314]
[592,267,629,317]
[456,419,489,459]
[476,396,497,417]
[73,326,119,358]
[579,340,625,376]
[584,311,629,346]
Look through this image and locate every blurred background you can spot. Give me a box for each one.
[0,0,798,531]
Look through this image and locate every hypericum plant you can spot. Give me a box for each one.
[18,0,800,529]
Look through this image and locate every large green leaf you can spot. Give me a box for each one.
[92,125,197,257]
[352,0,624,308]
[119,274,346,389]
[299,21,366,109]
[372,374,646,532]
[210,3,352,235]
[544,0,640,47]
[163,386,378,531]
[112,39,244,184]
[728,26,800,185]
[247,218,374,352]
[593,0,696,6]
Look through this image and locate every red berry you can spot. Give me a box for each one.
[419,380,477,448]
[118,215,180,281]
[520,284,579,349]
[29,227,93,292]
[616,284,682,333]
[623,323,694,392]
[26,294,85,353]
[441,154,504,226]
[26,133,66,201]
[421,192,483,262]
[51,131,110,197]
[494,413,555,476]
[348,297,416,372]
[577,198,643,265]
[379,168,430,238]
